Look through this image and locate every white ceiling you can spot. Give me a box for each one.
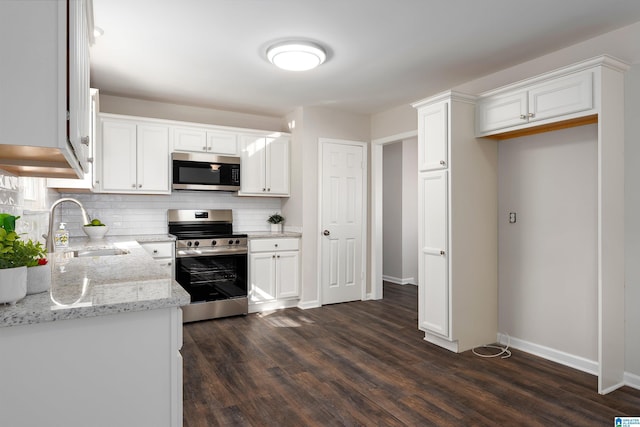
[90,0,640,117]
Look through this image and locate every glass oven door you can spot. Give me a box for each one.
[175,254,247,302]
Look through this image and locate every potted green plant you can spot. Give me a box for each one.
[0,214,28,304]
[20,238,50,295]
[267,213,285,233]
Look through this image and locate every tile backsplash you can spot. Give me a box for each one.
[0,169,53,244]
[2,168,286,241]
[56,191,283,237]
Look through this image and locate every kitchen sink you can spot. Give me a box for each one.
[70,248,131,257]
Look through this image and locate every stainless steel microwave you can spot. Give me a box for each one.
[171,152,240,191]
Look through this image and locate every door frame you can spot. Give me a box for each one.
[317,138,369,305]
[370,130,418,300]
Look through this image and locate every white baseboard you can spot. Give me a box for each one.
[249,299,299,314]
[625,371,640,391]
[382,275,416,285]
[497,333,598,375]
[297,299,321,310]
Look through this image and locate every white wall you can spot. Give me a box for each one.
[382,143,403,281]
[625,63,640,377]
[99,94,286,132]
[498,125,598,361]
[401,138,418,285]
[294,107,370,307]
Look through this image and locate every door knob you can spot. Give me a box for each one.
[323,230,330,236]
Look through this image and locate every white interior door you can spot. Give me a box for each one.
[320,140,366,305]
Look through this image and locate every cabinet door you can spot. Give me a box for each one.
[528,71,593,123]
[239,135,267,194]
[207,131,238,155]
[249,252,276,303]
[418,171,449,337]
[172,127,207,153]
[275,251,299,299]
[476,91,527,134]
[137,124,170,193]
[101,120,137,192]
[68,0,91,171]
[266,136,290,196]
[418,102,448,171]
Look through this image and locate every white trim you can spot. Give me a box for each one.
[371,130,419,301]
[624,372,640,391]
[297,300,321,310]
[317,138,368,305]
[497,333,599,376]
[424,333,459,353]
[249,299,299,314]
[382,275,416,285]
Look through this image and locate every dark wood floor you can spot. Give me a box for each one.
[182,282,640,426]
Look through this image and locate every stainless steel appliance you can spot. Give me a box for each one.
[171,152,240,191]
[168,209,247,322]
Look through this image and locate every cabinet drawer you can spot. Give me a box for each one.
[250,238,299,252]
[140,242,174,258]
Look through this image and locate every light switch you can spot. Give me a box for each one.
[509,212,517,224]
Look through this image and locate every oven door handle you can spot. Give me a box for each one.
[176,247,248,258]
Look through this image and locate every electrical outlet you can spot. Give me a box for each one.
[509,212,517,224]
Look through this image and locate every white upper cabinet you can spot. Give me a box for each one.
[172,126,238,155]
[476,70,594,136]
[239,134,290,197]
[418,102,448,171]
[0,0,93,178]
[99,116,170,194]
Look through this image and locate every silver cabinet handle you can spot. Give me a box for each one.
[439,160,446,166]
[274,244,278,248]
[528,112,535,118]
[153,249,158,254]
[138,184,142,188]
[520,114,527,120]
[263,188,266,192]
[202,146,207,151]
[272,255,276,259]
[132,184,136,188]
[323,230,330,236]
[440,250,446,256]
[81,136,90,146]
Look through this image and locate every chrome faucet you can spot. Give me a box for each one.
[45,198,91,252]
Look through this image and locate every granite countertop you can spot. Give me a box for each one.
[246,231,302,238]
[0,235,189,328]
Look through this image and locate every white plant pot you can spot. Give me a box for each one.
[0,266,28,305]
[270,223,282,233]
[27,264,52,295]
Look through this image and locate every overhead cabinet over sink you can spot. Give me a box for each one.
[0,0,93,178]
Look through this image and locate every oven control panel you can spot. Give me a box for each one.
[177,237,248,249]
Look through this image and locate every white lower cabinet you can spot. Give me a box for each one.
[249,238,300,310]
[139,241,175,280]
[0,307,184,427]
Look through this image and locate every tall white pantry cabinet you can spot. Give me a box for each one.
[412,92,498,353]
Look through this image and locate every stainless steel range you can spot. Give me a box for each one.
[168,209,248,322]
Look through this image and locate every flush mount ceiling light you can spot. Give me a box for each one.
[266,41,327,71]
